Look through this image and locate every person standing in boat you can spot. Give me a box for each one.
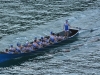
[63,20,70,38]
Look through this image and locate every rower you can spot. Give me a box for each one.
[56,33,64,41]
[32,40,40,49]
[50,32,57,44]
[5,49,9,54]
[44,37,50,45]
[15,43,22,53]
[9,45,16,53]
[24,44,33,52]
[37,39,43,47]
[21,44,27,53]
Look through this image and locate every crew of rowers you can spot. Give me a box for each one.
[4,32,65,54]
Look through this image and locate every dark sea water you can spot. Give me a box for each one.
[0,0,100,75]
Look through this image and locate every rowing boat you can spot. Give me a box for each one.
[0,29,79,63]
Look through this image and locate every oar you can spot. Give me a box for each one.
[73,27,98,32]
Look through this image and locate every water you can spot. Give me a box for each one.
[0,0,100,75]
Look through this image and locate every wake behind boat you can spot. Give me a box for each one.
[0,29,79,63]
